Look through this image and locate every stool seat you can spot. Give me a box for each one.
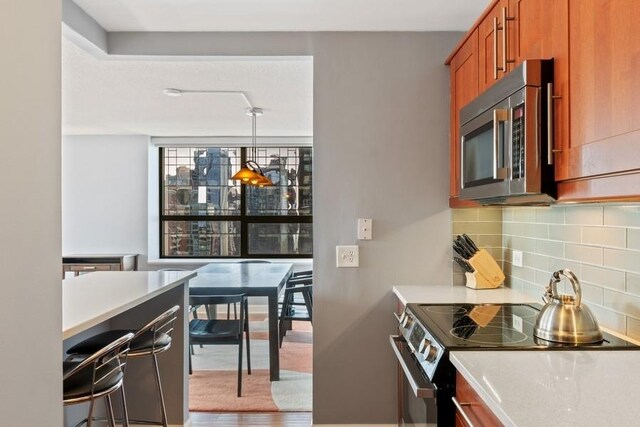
[62,332,133,427]
[63,360,124,401]
[66,306,180,427]
[68,330,171,356]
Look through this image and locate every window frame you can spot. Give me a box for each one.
[158,146,312,259]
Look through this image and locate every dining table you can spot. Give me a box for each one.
[189,262,294,381]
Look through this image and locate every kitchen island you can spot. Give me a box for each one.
[394,285,640,426]
[63,270,196,427]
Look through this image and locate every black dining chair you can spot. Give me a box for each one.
[63,332,134,427]
[279,273,313,347]
[189,294,251,397]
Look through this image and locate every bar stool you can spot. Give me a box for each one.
[67,306,180,427]
[64,332,134,427]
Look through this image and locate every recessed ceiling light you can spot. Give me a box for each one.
[163,88,182,97]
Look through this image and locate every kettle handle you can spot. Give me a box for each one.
[549,269,582,307]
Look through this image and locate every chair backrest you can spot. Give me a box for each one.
[135,305,180,353]
[64,332,134,398]
[292,269,313,278]
[288,275,313,286]
[189,294,247,330]
[190,294,246,306]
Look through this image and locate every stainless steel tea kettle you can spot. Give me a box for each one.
[533,269,603,344]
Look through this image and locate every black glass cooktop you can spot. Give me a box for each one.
[407,303,639,350]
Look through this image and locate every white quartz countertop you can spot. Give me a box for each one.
[451,350,640,427]
[393,285,536,306]
[63,270,196,339]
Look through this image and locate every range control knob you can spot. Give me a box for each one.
[418,338,431,354]
[398,311,407,325]
[424,345,439,364]
[402,315,413,328]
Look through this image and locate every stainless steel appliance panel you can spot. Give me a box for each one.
[458,59,555,205]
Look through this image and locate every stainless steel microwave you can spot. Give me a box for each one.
[459,59,556,205]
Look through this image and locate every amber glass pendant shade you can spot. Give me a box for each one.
[254,174,273,187]
[231,166,262,182]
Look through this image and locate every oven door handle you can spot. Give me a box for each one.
[389,335,436,399]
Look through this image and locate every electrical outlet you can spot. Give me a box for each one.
[336,245,359,268]
[512,250,523,267]
[357,218,372,240]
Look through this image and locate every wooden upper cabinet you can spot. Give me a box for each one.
[508,0,570,180]
[448,29,479,205]
[558,0,640,200]
[478,0,510,92]
[510,0,554,65]
[446,0,640,203]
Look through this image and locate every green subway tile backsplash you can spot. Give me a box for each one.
[453,204,640,338]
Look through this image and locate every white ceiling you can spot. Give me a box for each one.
[74,0,490,32]
[62,38,313,136]
[63,0,489,136]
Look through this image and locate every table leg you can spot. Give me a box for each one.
[268,294,280,381]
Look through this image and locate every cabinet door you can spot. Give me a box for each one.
[558,0,640,200]
[510,0,553,64]
[478,0,510,92]
[449,29,479,206]
[455,372,503,427]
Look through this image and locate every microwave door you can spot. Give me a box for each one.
[459,105,510,200]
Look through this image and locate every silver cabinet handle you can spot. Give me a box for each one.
[81,266,97,270]
[492,109,508,180]
[502,7,515,73]
[547,82,554,165]
[452,396,476,427]
[547,82,563,164]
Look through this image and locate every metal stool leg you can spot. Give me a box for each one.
[152,353,169,427]
[105,394,116,427]
[119,384,130,427]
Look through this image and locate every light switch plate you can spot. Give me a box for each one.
[357,218,372,240]
[336,245,359,268]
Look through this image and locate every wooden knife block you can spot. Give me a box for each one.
[465,249,505,289]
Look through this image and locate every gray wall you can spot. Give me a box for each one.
[62,135,150,261]
[66,30,460,424]
[0,0,63,425]
[310,33,456,424]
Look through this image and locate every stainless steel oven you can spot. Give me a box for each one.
[459,59,556,205]
[391,302,640,427]
[390,336,440,427]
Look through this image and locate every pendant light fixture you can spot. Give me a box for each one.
[231,107,273,187]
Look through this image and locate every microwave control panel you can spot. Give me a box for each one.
[511,105,525,179]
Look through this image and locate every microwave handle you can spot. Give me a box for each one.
[493,109,508,180]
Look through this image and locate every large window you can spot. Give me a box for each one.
[160,146,312,258]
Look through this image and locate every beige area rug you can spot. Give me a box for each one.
[189,319,312,412]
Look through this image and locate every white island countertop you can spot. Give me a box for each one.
[63,270,196,339]
[451,350,640,427]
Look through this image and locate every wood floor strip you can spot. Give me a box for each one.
[190,412,312,427]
